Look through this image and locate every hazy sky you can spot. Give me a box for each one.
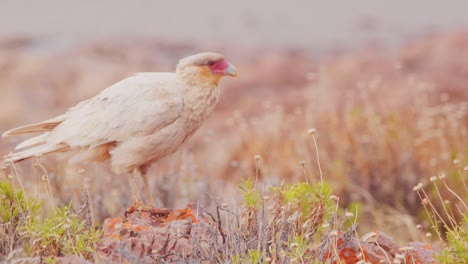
[1,0,467,49]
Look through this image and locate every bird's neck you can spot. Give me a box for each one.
[177,68,221,122]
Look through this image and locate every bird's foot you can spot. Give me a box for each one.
[124,199,170,218]
[124,199,144,217]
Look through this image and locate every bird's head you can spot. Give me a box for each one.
[176,52,237,85]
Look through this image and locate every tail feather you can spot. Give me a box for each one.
[15,133,50,150]
[2,115,65,137]
[3,144,69,164]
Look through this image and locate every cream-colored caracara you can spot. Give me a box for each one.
[2,52,237,205]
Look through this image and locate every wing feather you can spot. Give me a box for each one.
[3,72,184,163]
[2,115,65,137]
[47,73,184,149]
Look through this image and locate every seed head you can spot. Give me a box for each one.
[307,128,317,135]
[345,212,354,218]
[41,175,48,181]
[254,155,261,161]
[438,173,446,180]
[299,160,306,166]
[413,183,423,191]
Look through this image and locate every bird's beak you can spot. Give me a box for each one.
[224,63,238,77]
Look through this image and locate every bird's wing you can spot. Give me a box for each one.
[2,115,66,137]
[47,73,184,149]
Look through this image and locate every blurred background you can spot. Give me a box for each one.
[0,0,467,242]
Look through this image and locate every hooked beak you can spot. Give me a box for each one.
[224,63,238,77]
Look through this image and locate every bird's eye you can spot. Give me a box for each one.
[207,61,215,66]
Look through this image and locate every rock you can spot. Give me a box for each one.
[98,202,223,263]
[401,242,439,264]
[317,228,439,264]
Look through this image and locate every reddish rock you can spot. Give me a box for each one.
[98,202,222,263]
[317,229,439,264]
[402,242,439,264]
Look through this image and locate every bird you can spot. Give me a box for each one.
[2,52,237,207]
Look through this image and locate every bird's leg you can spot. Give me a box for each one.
[128,169,142,205]
[137,166,155,207]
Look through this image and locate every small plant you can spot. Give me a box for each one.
[414,165,468,263]
[286,234,309,263]
[266,182,332,262]
[436,215,468,263]
[0,180,102,262]
[22,202,102,260]
[231,249,267,264]
[238,177,262,211]
[0,180,41,262]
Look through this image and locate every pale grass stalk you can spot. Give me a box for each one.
[257,185,264,259]
[232,197,238,254]
[329,232,341,263]
[32,162,39,201]
[374,236,391,264]
[223,206,230,254]
[442,201,458,231]
[66,230,79,257]
[312,135,323,185]
[432,181,457,229]
[329,198,340,261]
[415,190,443,242]
[9,162,26,197]
[81,174,95,227]
[300,160,309,185]
[420,188,450,230]
[350,208,367,263]
[35,157,56,208]
[332,197,340,231]
[298,251,305,264]
[0,166,6,179]
[442,179,468,212]
[457,167,468,194]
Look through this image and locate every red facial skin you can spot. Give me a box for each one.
[208,59,230,75]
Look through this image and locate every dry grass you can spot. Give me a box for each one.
[0,31,467,248]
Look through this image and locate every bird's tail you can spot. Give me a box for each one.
[2,115,67,165]
[3,143,69,164]
[2,115,65,137]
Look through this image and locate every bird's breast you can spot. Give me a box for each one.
[181,86,220,123]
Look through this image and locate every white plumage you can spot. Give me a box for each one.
[2,52,237,204]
